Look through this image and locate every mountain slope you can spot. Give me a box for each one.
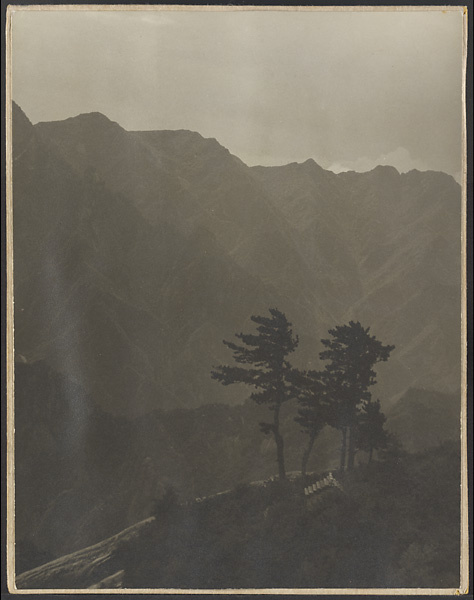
[386,387,460,452]
[31,108,462,410]
[250,161,461,398]
[35,114,340,332]
[23,107,462,412]
[14,103,305,413]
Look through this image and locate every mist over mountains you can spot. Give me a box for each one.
[13,101,461,416]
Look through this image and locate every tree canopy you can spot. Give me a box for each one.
[320,321,394,471]
[211,308,298,480]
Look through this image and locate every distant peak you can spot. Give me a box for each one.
[278,158,324,171]
[36,111,122,131]
[370,165,400,176]
[78,111,111,120]
[297,158,325,171]
[67,111,113,123]
[403,168,459,187]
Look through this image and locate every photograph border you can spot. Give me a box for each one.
[3,3,470,595]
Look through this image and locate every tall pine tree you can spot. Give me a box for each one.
[355,397,388,463]
[211,308,298,480]
[291,369,328,477]
[320,321,394,472]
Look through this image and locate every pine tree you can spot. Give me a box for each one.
[211,308,299,480]
[320,321,394,472]
[291,369,328,477]
[356,398,388,463]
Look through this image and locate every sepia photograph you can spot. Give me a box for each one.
[5,4,468,594]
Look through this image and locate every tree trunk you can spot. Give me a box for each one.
[273,404,286,480]
[301,431,316,478]
[368,446,374,464]
[339,427,347,473]
[347,425,356,471]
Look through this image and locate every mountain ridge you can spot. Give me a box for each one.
[33,107,461,185]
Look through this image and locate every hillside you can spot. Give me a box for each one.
[14,360,460,573]
[14,360,339,567]
[16,517,154,590]
[16,441,461,590]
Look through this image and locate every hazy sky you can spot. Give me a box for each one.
[11,8,464,179]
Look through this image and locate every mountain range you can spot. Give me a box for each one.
[13,102,462,415]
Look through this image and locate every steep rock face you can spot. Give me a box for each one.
[35,115,337,333]
[13,104,283,413]
[14,103,462,411]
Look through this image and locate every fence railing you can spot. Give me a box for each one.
[303,472,343,496]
